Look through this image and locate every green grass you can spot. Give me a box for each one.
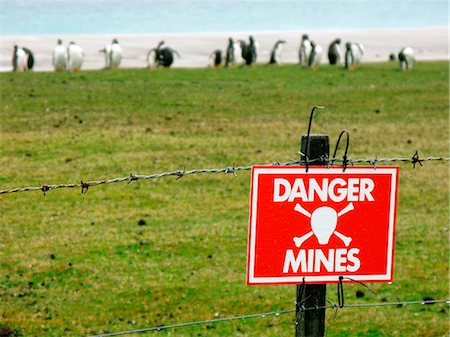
[0,62,448,337]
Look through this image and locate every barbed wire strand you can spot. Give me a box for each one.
[1,155,449,196]
[87,299,449,337]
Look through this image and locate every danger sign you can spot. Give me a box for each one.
[247,166,399,285]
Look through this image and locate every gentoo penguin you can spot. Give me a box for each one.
[100,39,122,69]
[299,34,312,67]
[327,38,341,65]
[147,40,179,68]
[53,39,67,71]
[210,49,222,67]
[344,42,364,69]
[269,39,286,65]
[308,40,322,70]
[241,35,257,66]
[225,37,242,66]
[67,41,84,71]
[12,45,28,72]
[398,47,415,71]
[225,38,234,67]
[22,48,34,70]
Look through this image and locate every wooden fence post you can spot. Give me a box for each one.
[295,134,329,337]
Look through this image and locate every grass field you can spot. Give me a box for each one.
[0,61,449,337]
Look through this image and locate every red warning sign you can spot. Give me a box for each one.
[247,166,399,285]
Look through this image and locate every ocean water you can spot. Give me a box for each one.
[1,0,448,35]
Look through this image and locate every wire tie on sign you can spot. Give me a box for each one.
[342,276,377,295]
[320,154,330,168]
[41,184,50,196]
[369,156,378,170]
[337,276,345,308]
[175,168,186,180]
[326,299,340,320]
[80,180,90,194]
[127,173,139,184]
[411,150,423,168]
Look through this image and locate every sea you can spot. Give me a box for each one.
[1,0,448,36]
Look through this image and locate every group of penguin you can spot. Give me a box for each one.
[211,34,415,71]
[12,34,415,72]
[12,39,179,72]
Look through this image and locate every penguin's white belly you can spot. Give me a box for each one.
[16,48,28,71]
[352,45,362,64]
[68,46,84,70]
[300,42,312,65]
[274,44,283,62]
[312,46,323,66]
[53,46,67,70]
[110,45,122,67]
[233,43,242,63]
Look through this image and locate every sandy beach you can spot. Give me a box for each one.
[1,27,447,72]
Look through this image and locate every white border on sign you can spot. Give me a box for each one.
[247,167,398,284]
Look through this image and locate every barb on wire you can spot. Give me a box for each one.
[1,154,449,196]
[411,150,423,168]
[81,180,90,194]
[41,184,50,196]
[86,299,449,337]
[326,299,340,320]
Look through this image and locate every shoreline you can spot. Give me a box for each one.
[1,27,448,72]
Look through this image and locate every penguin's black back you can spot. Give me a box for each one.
[159,48,174,67]
[23,48,35,70]
[213,50,222,66]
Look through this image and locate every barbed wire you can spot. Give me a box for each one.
[0,153,449,196]
[87,299,449,337]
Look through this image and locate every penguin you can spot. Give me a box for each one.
[299,34,312,67]
[53,39,67,71]
[109,39,122,69]
[225,37,242,66]
[12,45,28,72]
[22,48,34,70]
[100,39,122,69]
[147,41,179,68]
[327,38,341,65]
[269,39,286,65]
[398,47,415,71]
[67,41,84,71]
[241,35,257,66]
[225,38,234,67]
[308,40,322,70]
[210,49,222,67]
[344,42,364,70]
